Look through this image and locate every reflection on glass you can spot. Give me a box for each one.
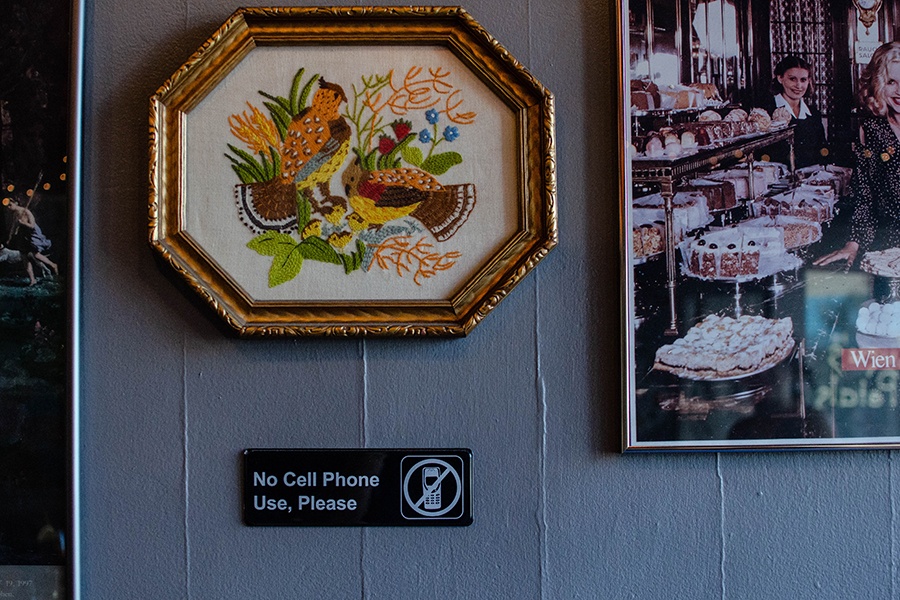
[691,0,740,97]
[649,0,679,86]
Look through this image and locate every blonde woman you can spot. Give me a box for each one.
[817,41,900,267]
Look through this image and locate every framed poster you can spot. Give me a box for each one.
[620,0,900,450]
[150,6,557,337]
[0,0,82,596]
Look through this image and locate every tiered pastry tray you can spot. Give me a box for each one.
[630,127,796,335]
[631,127,795,180]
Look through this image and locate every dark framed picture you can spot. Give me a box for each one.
[0,0,82,596]
[620,0,900,449]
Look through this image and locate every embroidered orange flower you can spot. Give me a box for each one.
[229,103,279,153]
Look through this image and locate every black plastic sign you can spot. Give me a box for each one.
[242,449,472,526]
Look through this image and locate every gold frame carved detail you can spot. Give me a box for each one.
[149,6,556,336]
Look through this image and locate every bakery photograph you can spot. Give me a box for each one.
[621,0,900,449]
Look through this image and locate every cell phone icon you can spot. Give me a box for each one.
[422,467,441,508]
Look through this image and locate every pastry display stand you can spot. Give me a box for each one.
[632,127,796,335]
[651,338,806,423]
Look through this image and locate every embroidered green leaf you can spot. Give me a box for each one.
[401,145,424,168]
[247,231,296,257]
[296,190,312,231]
[229,163,256,184]
[226,144,267,181]
[259,91,293,117]
[363,147,379,171]
[379,134,415,170]
[258,150,275,181]
[298,236,342,264]
[263,101,291,141]
[270,148,282,180]
[422,151,463,176]
[340,240,366,274]
[288,68,306,115]
[298,73,320,112]
[268,245,303,287]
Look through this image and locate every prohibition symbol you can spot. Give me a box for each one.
[400,457,464,519]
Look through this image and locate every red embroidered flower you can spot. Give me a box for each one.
[390,119,412,140]
[378,135,396,154]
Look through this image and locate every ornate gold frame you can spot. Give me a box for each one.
[149,6,556,337]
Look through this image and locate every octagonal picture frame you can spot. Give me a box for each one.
[149,6,556,337]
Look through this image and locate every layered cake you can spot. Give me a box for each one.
[632,223,664,258]
[781,221,822,248]
[677,178,737,210]
[632,191,712,242]
[630,79,661,111]
[685,226,786,279]
[748,107,772,131]
[861,248,900,277]
[690,82,722,103]
[706,163,784,200]
[794,165,852,196]
[654,314,794,379]
[754,185,835,223]
[741,216,822,249]
[658,84,705,110]
[804,169,843,194]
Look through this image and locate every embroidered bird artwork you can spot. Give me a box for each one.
[342,157,476,241]
[228,65,478,287]
[234,78,351,234]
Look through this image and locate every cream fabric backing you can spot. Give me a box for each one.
[184,45,520,302]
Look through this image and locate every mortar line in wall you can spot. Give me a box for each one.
[182,337,192,599]
[534,272,549,599]
[360,339,368,600]
[361,340,368,448]
[360,528,367,600]
[717,454,726,600]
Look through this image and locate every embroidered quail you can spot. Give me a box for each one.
[236,79,351,233]
[341,156,476,241]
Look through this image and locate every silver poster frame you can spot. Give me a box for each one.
[619,0,900,451]
[69,1,84,595]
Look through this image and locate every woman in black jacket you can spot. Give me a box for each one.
[763,55,828,169]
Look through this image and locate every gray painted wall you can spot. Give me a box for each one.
[80,0,898,598]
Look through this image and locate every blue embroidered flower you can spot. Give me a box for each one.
[443,126,460,142]
[419,129,432,143]
[425,109,440,125]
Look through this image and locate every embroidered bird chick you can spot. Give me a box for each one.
[341,156,476,241]
[236,79,351,234]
